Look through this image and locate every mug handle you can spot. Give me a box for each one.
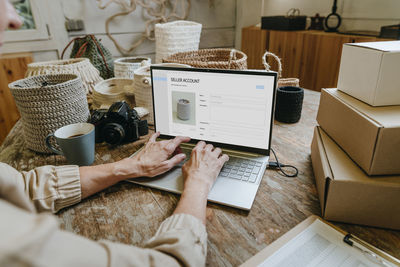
[45,133,63,155]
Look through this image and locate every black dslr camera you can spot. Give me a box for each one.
[89,101,148,145]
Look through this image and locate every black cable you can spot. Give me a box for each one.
[268,148,299,178]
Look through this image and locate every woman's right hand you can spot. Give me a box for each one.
[182,141,229,192]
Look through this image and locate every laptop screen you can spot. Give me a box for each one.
[150,67,277,154]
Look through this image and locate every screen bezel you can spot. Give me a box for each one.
[150,66,277,156]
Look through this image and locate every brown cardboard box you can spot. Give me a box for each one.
[317,88,400,175]
[311,126,400,230]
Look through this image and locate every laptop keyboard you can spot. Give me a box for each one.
[180,149,264,183]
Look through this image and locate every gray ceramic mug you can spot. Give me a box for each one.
[45,123,95,166]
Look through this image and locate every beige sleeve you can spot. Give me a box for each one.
[101,213,208,266]
[0,162,81,213]
[0,201,207,267]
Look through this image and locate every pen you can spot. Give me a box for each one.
[343,234,391,267]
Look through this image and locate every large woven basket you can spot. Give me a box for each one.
[25,58,103,94]
[163,48,248,70]
[133,63,191,125]
[9,74,90,153]
[262,51,299,87]
[155,20,202,63]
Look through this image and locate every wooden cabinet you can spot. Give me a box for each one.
[0,53,32,144]
[241,26,388,91]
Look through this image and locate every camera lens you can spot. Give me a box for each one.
[101,123,125,145]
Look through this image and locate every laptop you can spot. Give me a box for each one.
[128,66,277,210]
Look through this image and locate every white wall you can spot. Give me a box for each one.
[61,0,236,60]
[235,0,262,49]
[262,0,400,32]
[3,0,237,62]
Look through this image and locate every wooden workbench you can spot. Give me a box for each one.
[0,89,399,266]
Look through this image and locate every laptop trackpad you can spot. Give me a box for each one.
[133,167,184,193]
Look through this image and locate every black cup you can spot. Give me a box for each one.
[275,86,304,123]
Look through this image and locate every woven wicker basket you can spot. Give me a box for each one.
[92,78,135,109]
[25,58,103,94]
[9,74,90,153]
[262,51,299,87]
[114,57,151,79]
[133,63,191,124]
[155,20,202,63]
[163,48,248,70]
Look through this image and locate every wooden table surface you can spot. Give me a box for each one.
[1,89,399,266]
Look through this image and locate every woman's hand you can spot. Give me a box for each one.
[182,141,229,192]
[120,132,190,178]
[173,141,229,224]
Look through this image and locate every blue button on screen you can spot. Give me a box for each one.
[153,77,167,81]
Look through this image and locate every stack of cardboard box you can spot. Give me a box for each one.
[311,41,400,230]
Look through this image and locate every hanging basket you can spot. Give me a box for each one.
[92,78,135,109]
[9,74,90,153]
[62,35,114,79]
[133,63,191,125]
[155,20,202,63]
[262,51,299,88]
[25,58,103,94]
[114,56,151,79]
[163,48,248,70]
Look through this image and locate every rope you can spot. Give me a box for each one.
[262,51,282,79]
[96,0,191,56]
[228,49,237,69]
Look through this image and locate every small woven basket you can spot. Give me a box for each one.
[92,78,135,109]
[9,74,90,153]
[114,56,151,79]
[25,58,103,94]
[133,63,191,125]
[163,48,248,70]
[262,51,299,87]
[155,20,202,63]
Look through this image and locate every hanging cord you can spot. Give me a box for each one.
[268,148,299,178]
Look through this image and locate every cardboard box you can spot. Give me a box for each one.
[337,41,400,106]
[317,88,400,175]
[311,126,400,230]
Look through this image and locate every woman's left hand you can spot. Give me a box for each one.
[116,132,190,179]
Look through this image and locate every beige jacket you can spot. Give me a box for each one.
[0,162,207,267]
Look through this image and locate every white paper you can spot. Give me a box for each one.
[259,219,395,267]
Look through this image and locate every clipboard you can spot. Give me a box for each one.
[240,216,400,267]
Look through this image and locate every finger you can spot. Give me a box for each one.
[165,136,191,153]
[213,147,222,157]
[205,144,214,152]
[163,153,186,169]
[171,136,191,147]
[194,141,206,151]
[173,146,182,156]
[219,154,229,165]
[149,132,160,143]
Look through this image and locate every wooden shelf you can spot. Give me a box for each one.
[241,26,390,91]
